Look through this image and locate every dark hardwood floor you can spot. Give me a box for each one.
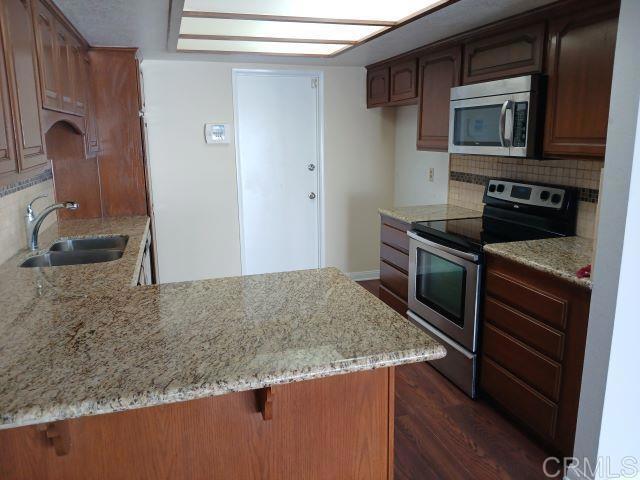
[357,280,557,480]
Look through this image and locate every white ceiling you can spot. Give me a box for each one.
[53,0,557,66]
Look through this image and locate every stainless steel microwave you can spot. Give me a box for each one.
[448,75,542,157]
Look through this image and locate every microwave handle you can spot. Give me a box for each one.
[499,100,513,148]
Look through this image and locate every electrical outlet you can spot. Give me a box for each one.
[428,168,435,182]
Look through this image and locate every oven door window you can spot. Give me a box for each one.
[453,104,503,147]
[415,248,466,327]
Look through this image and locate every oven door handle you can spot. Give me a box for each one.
[407,231,480,263]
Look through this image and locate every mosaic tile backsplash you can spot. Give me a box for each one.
[448,154,602,239]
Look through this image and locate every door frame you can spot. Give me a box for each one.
[232,68,325,275]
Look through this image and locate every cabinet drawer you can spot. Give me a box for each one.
[379,285,408,316]
[380,261,408,301]
[380,224,409,254]
[483,324,562,401]
[486,271,567,330]
[480,357,558,440]
[485,297,565,361]
[380,243,409,274]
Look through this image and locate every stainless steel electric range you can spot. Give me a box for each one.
[407,179,578,398]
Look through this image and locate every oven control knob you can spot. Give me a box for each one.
[496,184,505,193]
[551,193,562,204]
[488,184,497,193]
[540,190,550,201]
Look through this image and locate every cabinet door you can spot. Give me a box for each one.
[417,46,461,151]
[70,40,86,115]
[33,0,60,110]
[0,29,18,175]
[54,21,74,113]
[462,23,545,84]
[543,7,618,158]
[2,0,47,170]
[366,66,389,107]
[389,59,418,103]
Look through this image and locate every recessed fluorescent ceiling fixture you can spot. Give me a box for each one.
[178,0,446,56]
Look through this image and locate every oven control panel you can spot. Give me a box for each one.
[486,180,566,209]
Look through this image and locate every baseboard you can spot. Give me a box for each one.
[348,270,380,281]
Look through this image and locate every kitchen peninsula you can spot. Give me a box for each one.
[0,218,444,479]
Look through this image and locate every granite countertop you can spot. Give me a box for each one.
[379,204,482,224]
[484,236,594,289]
[0,219,444,430]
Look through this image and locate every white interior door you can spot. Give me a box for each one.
[234,70,321,275]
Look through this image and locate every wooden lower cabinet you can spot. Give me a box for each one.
[480,253,591,456]
[0,368,395,480]
[380,215,410,315]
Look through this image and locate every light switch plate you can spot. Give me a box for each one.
[204,123,230,144]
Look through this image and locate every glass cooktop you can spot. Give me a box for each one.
[412,216,563,255]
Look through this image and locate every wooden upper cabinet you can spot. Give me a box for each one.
[417,46,461,151]
[33,0,60,110]
[543,6,618,159]
[54,21,75,114]
[462,23,545,84]
[366,66,389,107]
[389,59,418,104]
[1,0,47,170]
[33,0,89,118]
[0,30,18,175]
[70,39,86,115]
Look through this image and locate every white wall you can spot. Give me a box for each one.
[393,104,449,206]
[569,0,640,477]
[142,60,395,283]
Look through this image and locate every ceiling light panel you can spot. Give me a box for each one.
[179,17,386,42]
[177,38,348,55]
[183,0,442,23]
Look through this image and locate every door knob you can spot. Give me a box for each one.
[308,164,316,171]
[309,192,316,200]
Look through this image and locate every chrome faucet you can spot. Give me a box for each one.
[25,194,79,251]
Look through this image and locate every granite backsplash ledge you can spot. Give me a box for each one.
[448,154,602,239]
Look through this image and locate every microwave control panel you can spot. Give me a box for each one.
[512,102,529,148]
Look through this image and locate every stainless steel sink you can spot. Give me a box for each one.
[48,235,129,252]
[20,250,124,268]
